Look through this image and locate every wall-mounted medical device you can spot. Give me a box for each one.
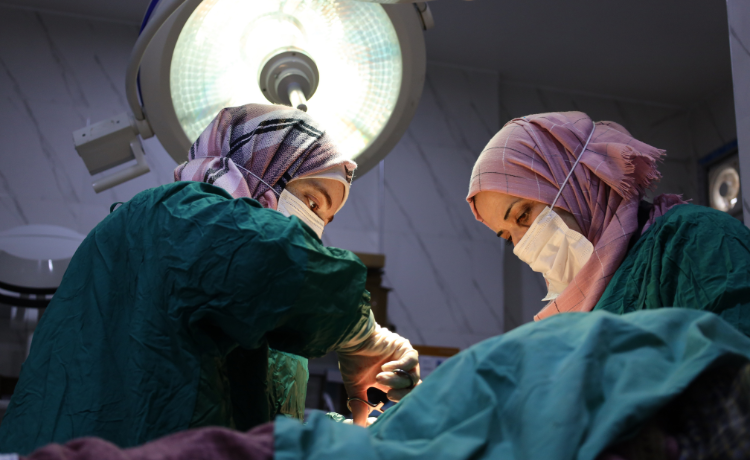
[73,0,434,193]
[0,225,85,373]
[699,140,743,220]
[0,225,85,309]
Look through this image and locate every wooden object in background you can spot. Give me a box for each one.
[413,345,460,379]
[353,253,391,328]
[413,345,460,358]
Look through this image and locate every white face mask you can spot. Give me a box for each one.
[513,207,594,301]
[512,121,596,301]
[277,189,325,239]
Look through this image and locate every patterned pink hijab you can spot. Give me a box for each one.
[466,112,687,320]
[174,104,356,209]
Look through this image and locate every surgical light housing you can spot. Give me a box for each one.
[709,157,742,214]
[73,0,432,192]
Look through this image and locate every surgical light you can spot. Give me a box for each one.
[74,0,433,193]
[709,160,742,214]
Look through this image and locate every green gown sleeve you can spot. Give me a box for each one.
[150,182,369,426]
[594,204,750,335]
[139,181,370,358]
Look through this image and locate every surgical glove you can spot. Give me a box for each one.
[337,323,421,427]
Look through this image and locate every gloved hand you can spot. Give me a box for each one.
[337,323,421,427]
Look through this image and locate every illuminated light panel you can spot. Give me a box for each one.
[171,0,403,161]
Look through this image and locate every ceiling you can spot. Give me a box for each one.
[424,0,733,107]
[0,0,733,107]
[0,0,149,25]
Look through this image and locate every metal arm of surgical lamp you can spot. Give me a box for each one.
[74,0,202,194]
[91,139,150,193]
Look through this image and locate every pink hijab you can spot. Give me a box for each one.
[174,104,356,209]
[466,112,686,320]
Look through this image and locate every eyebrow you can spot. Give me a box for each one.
[309,181,332,210]
[504,199,522,220]
[309,181,335,223]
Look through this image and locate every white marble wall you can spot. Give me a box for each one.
[0,6,740,354]
[727,0,750,228]
[0,8,179,238]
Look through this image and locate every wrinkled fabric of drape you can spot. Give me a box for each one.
[0,182,370,455]
[275,309,750,460]
[595,204,750,336]
[466,112,687,320]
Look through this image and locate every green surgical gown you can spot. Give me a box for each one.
[594,204,750,335]
[275,309,750,460]
[0,182,370,455]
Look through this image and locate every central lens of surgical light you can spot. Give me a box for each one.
[171,0,403,162]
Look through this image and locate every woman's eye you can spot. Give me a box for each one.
[517,208,529,225]
[496,231,512,246]
[307,199,318,211]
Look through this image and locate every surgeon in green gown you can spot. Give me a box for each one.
[468,111,750,333]
[0,104,421,455]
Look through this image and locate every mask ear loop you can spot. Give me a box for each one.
[550,121,596,209]
[234,163,280,197]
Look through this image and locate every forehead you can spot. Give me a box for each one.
[474,191,529,223]
[475,190,522,210]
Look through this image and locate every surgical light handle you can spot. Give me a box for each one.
[287,82,308,112]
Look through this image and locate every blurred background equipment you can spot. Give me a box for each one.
[699,141,743,221]
[73,0,433,192]
[0,225,85,423]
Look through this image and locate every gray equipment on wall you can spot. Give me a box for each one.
[73,0,434,193]
[0,225,84,421]
[0,225,85,363]
[698,140,743,222]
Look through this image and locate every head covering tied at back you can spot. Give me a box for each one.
[174,104,356,210]
[466,112,687,320]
